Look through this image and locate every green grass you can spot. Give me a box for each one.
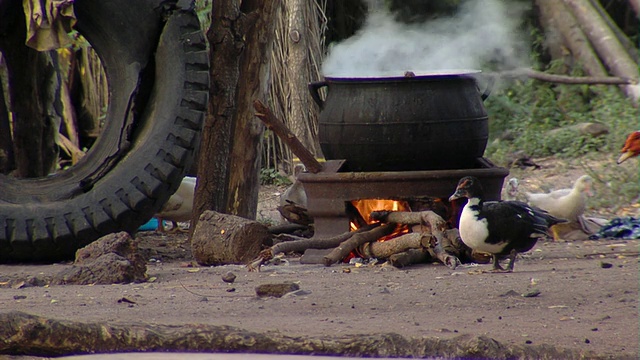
[259,168,292,186]
[483,66,639,215]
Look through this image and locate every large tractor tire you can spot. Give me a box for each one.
[0,0,209,262]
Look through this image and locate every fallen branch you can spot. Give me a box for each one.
[273,223,380,255]
[360,232,433,259]
[247,223,381,270]
[254,99,323,173]
[371,210,460,269]
[268,223,309,235]
[323,223,397,266]
[388,248,432,268]
[493,68,635,85]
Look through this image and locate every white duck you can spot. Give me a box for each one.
[524,175,593,239]
[502,177,520,201]
[155,176,197,233]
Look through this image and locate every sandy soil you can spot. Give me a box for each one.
[1,155,638,359]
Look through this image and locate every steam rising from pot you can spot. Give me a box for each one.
[321,0,529,77]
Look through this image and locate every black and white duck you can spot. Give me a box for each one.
[449,176,566,272]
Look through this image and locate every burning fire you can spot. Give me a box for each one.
[350,199,411,241]
[351,199,410,224]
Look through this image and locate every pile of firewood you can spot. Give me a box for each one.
[248,209,489,271]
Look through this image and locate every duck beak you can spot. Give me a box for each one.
[617,151,634,164]
[449,188,465,202]
[585,184,594,197]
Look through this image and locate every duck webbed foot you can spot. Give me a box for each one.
[166,221,190,233]
[489,252,515,273]
[503,249,518,272]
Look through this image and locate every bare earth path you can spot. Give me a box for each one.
[1,232,638,359]
[1,155,639,359]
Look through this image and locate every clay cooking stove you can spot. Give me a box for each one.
[298,158,509,239]
[300,70,509,240]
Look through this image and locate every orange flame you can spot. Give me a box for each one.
[351,199,410,224]
[350,199,411,241]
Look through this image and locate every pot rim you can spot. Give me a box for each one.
[322,69,481,82]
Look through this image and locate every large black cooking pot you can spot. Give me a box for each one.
[309,71,491,172]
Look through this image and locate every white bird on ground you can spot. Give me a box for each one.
[502,177,520,201]
[155,176,197,233]
[524,175,593,240]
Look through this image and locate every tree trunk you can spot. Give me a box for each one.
[0,1,58,178]
[0,33,58,177]
[55,49,83,165]
[227,0,279,219]
[536,0,608,77]
[563,0,639,102]
[588,0,639,64]
[0,62,14,174]
[630,0,640,18]
[193,1,238,224]
[284,0,322,156]
[193,0,278,232]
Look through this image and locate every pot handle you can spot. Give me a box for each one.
[479,76,495,101]
[308,81,328,108]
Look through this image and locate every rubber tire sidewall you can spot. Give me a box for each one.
[0,0,208,262]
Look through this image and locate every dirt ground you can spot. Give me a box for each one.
[1,155,639,359]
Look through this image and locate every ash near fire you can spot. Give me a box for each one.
[321,0,530,77]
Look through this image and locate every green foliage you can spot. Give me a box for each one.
[483,59,639,214]
[580,154,639,214]
[484,70,638,163]
[259,168,291,186]
[195,0,211,32]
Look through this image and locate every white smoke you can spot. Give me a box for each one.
[321,0,530,77]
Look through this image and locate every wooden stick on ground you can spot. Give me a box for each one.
[322,223,397,266]
[254,99,323,173]
[272,223,381,255]
[370,210,461,269]
[247,223,382,271]
[360,232,433,259]
[388,248,432,268]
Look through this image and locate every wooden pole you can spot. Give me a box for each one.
[254,99,323,173]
